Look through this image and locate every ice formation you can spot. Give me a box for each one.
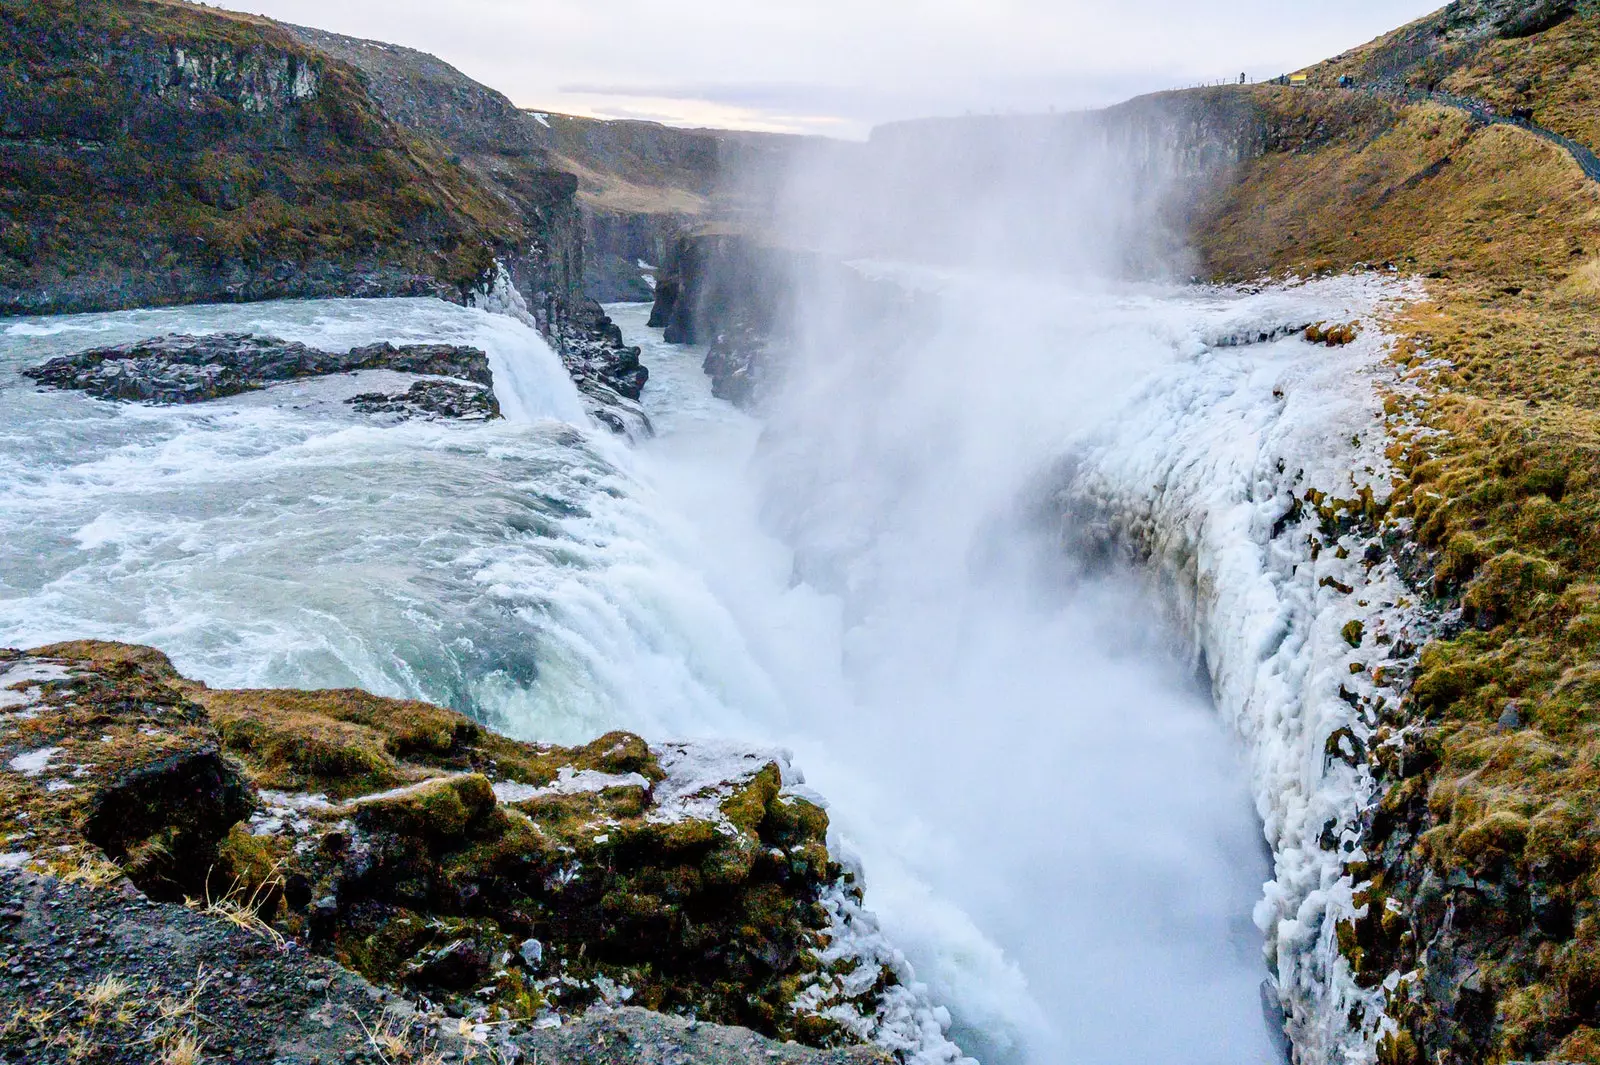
[1055,275,1427,1063]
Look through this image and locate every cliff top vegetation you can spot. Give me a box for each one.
[1194,6,1600,1059]
[0,0,525,315]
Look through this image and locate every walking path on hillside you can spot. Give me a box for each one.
[1359,82,1600,182]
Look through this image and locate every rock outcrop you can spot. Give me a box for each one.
[0,0,524,318]
[0,870,889,1065]
[22,333,499,417]
[345,379,500,421]
[0,642,929,1060]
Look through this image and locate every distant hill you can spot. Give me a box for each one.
[287,24,822,302]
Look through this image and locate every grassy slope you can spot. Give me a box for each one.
[0,0,523,314]
[1311,1,1600,149]
[1196,11,1600,1061]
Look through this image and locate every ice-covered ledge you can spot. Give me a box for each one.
[1049,275,1430,1064]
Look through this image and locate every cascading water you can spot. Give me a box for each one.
[0,272,1395,1064]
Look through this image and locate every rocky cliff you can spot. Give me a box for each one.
[283,24,588,326]
[0,641,921,1062]
[285,24,822,307]
[0,0,527,317]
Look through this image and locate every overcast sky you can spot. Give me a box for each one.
[222,0,1442,138]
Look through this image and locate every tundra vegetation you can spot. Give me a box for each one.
[1196,6,1600,1058]
[0,642,884,1053]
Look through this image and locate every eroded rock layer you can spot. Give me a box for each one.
[0,642,929,1061]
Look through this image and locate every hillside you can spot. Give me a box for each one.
[0,0,527,316]
[1187,6,1600,1063]
[286,24,819,302]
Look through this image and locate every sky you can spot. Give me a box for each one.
[220,0,1445,138]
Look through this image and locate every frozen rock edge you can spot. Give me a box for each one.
[1051,275,1428,1065]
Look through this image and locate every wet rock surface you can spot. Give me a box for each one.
[553,299,652,435]
[23,334,497,413]
[346,379,499,421]
[0,642,921,1060]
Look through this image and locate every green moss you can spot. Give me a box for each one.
[354,774,499,845]
[215,712,402,796]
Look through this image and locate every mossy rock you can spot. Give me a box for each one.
[0,642,254,900]
[0,640,863,1048]
[353,774,500,845]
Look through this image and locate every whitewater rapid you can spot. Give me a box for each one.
[0,276,1409,1064]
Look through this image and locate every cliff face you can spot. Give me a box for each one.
[279,26,825,309]
[515,113,823,304]
[285,25,589,329]
[0,640,908,1060]
[0,0,525,317]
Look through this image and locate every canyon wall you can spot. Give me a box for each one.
[0,0,527,317]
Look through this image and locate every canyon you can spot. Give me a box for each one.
[6,1,1600,1063]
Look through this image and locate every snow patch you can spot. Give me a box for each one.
[7,747,63,777]
[647,739,796,832]
[0,661,72,710]
[492,767,649,803]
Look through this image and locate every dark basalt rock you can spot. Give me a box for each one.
[551,298,654,436]
[561,299,650,401]
[23,333,498,415]
[346,379,500,421]
[82,744,254,901]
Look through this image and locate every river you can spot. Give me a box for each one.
[0,278,1334,1063]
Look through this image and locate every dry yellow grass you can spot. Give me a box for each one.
[1197,98,1600,285]
[189,863,287,947]
[553,152,711,216]
[1193,53,1600,1060]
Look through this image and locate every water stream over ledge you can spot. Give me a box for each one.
[0,278,1398,1063]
